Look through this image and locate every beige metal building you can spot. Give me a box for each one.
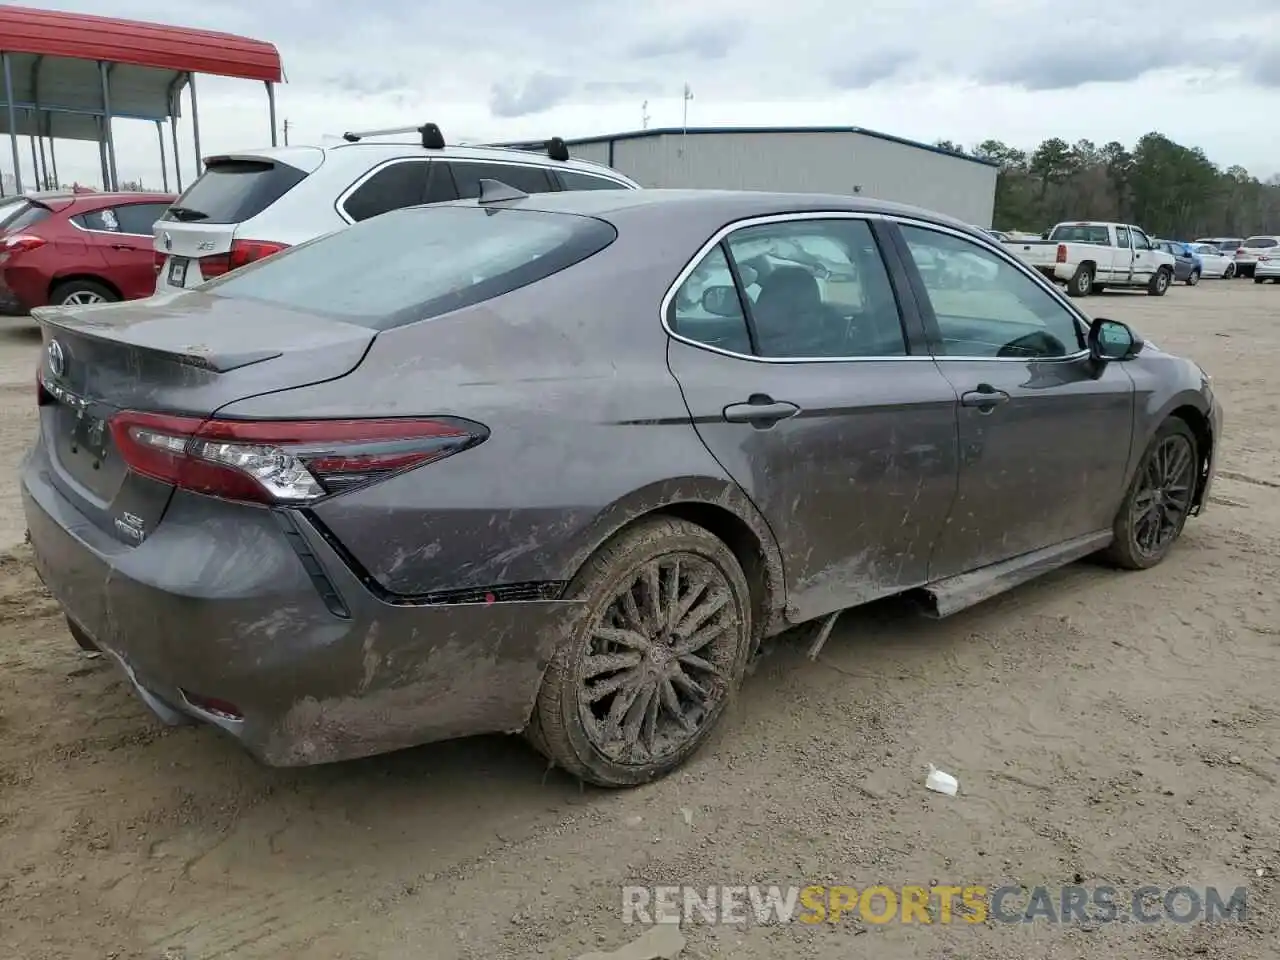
[558,126,999,227]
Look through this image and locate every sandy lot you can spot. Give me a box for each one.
[2,281,1279,960]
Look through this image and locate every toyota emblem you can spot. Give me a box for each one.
[47,339,66,378]
[163,231,173,251]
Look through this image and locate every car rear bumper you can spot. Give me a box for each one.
[21,440,581,766]
[1253,260,1280,278]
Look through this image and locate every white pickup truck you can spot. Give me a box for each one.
[1002,221,1176,298]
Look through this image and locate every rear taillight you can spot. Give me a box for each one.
[0,234,47,262]
[108,413,487,504]
[198,239,290,279]
[1235,248,1245,256]
[1055,243,1067,264]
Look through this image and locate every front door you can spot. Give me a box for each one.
[888,220,1136,578]
[1129,227,1156,284]
[1114,224,1136,285]
[665,214,960,622]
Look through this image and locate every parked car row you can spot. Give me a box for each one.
[1192,235,1279,279]
[2,125,640,315]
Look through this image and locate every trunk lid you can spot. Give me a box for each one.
[34,290,374,544]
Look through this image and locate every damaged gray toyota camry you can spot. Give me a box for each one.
[23,186,1222,788]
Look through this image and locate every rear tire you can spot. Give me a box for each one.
[1103,419,1198,571]
[1147,269,1171,296]
[1067,265,1093,298]
[51,279,118,307]
[527,517,753,788]
[1186,269,1200,286]
[1256,276,1265,284]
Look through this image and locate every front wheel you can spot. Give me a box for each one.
[527,517,754,787]
[1103,419,1198,570]
[1147,269,1171,296]
[1186,269,1200,286]
[1224,263,1236,279]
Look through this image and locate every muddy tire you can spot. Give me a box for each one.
[1186,269,1200,286]
[1103,419,1198,571]
[1147,268,1171,296]
[527,517,753,788]
[50,278,118,307]
[1066,265,1093,298]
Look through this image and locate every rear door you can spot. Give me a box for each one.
[665,213,960,622]
[886,219,1135,576]
[81,201,171,299]
[155,154,314,290]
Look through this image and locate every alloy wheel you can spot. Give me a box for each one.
[577,554,739,765]
[1130,434,1195,558]
[62,291,106,305]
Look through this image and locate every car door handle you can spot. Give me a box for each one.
[960,385,1010,410]
[723,395,800,427]
[110,243,134,250]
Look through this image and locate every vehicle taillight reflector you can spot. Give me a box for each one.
[1055,243,1067,264]
[198,239,290,279]
[1,234,47,261]
[108,412,487,504]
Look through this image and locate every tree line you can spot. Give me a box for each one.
[933,133,1280,239]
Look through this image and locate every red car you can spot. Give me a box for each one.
[0,191,176,314]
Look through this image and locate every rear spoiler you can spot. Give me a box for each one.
[32,304,281,373]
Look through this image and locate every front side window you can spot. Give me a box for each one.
[899,225,1084,359]
[1131,228,1151,249]
[202,206,616,330]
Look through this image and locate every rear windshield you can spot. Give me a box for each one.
[1048,224,1110,245]
[202,205,618,330]
[0,201,52,233]
[1217,240,1242,251]
[162,159,308,224]
[1242,237,1278,249]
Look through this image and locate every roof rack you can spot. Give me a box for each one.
[341,122,446,149]
[483,136,571,162]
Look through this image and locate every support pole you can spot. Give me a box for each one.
[155,120,168,192]
[188,73,202,180]
[99,61,118,190]
[266,81,278,147]
[96,117,109,190]
[38,128,49,189]
[49,136,58,189]
[27,129,37,188]
[2,53,22,194]
[170,117,182,192]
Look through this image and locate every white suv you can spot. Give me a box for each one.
[1234,235,1280,279]
[153,123,641,292]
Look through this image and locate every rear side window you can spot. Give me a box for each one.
[450,162,556,198]
[163,159,308,224]
[1243,237,1278,249]
[557,170,630,191]
[1048,224,1110,245]
[202,206,617,330]
[113,202,171,235]
[2,203,51,232]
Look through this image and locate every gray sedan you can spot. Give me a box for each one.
[23,188,1223,788]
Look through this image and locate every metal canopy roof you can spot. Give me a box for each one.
[0,3,284,141]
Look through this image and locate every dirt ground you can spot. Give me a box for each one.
[2,281,1279,960]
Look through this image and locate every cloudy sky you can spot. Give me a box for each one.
[12,0,1280,190]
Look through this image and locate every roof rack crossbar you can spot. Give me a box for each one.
[342,123,446,149]
[481,136,571,162]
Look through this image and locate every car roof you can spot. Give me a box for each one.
[229,140,636,181]
[430,187,979,233]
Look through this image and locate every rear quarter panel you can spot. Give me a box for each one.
[214,213,786,616]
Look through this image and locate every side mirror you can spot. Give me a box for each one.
[1040,231,1049,240]
[700,285,741,317]
[1088,317,1143,362]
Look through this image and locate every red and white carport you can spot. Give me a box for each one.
[0,3,283,194]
